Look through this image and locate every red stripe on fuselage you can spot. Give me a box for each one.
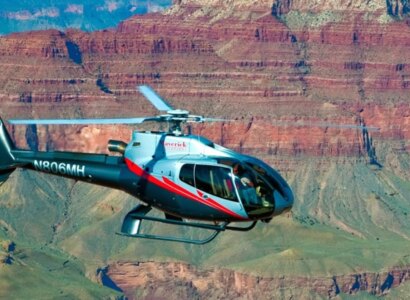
[163,177,245,219]
[125,158,246,220]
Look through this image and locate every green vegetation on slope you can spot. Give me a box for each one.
[0,236,120,299]
[0,155,409,298]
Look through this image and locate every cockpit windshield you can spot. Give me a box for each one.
[232,163,275,217]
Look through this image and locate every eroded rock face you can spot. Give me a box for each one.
[0,0,409,297]
[272,0,410,17]
[106,261,410,299]
[0,0,409,167]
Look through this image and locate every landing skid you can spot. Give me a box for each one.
[118,204,257,245]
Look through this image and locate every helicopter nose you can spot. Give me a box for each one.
[273,187,294,216]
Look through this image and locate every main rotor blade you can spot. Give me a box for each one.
[187,117,231,123]
[202,117,231,122]
[138,85,173,111]
[273,121,380,132]
[8,117,159,125]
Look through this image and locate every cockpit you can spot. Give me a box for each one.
[178,158,291,220]
[231,162,275,218]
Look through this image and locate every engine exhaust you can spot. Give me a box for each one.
[108,140,127,154]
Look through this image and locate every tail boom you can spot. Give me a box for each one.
[11,149,129,189]
[0,118,137,193]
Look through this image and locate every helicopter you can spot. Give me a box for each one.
[0,85,296,244]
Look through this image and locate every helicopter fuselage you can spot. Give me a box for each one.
[1,80,295,243]
[11,130,293,223]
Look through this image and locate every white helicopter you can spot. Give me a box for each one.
[0,85,309,244]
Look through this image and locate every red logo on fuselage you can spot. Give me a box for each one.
[164,141,187,151]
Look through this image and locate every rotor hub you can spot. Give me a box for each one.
[167,109,189,117]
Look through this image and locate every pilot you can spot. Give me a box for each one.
[233,163,254,187]
[233,163,259,206]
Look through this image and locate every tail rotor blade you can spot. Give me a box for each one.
[138,85,173,111]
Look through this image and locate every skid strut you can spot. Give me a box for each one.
[118,204,257,245]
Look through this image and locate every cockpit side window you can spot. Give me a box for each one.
[195,165,238,202]
[179,164,195,187]
[194,165,212,193]
[179,164,238,202]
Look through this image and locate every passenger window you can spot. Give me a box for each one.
[179,164,194,186]
[195,165,238,202]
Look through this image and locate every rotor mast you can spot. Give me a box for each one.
[138,86,208,136]
[162,109,189,135]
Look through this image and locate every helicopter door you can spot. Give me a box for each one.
[195,165,238,202]
[179,164,239,203]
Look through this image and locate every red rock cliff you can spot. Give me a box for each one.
[0,0,409,298]
[106,261,410,299]
[0,0,408,166]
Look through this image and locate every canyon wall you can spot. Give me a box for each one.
[106,261,410,299]
[0,0,409,298]
[0,0,408,167]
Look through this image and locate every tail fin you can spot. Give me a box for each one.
[0,118,16,182]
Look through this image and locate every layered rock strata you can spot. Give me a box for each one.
[0,0,408,166]
[0,0,409,298]
[106,261,410,299]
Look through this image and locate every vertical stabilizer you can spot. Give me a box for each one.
[0,119,16,181]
